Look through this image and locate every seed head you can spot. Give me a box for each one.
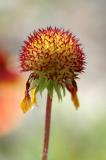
[20,27,86,112]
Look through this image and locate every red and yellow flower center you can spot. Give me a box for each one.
[20,27,85,83]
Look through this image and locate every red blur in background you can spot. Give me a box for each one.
[0,49,24,136]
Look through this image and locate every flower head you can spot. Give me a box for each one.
[20,27,85,112]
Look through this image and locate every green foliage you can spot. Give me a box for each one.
[31,77,66,100]
[61,85,66,96]
[53,81,62,100]
[47,80,54,97]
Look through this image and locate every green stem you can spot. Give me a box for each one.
[42,94,52,160]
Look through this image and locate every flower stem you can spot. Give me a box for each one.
[42,94,52,160]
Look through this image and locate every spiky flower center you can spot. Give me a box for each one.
[20,27,85,83]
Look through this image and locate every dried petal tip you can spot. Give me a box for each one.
[66,80,79,109]
[71,93,80,109]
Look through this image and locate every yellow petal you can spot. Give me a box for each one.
[21,89,37,113]
[21,96,32,113]
[30,88,36,106]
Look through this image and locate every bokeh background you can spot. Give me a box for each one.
[0,0,106,159]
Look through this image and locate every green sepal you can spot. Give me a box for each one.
[29,75,66,101]
[53,81,62,101]
[29,79,38,90]
[34,78,47,94]
[61,85,66,96]
[33,79,40,93]
[65,79,72,84]
[47,80,54,97]
[38,78,48,95]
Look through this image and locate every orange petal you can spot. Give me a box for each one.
[71,93,80,109]
[66,81,80,109]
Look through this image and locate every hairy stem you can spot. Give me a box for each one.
[42,94,52,160]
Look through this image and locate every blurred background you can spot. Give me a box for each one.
[0,0,106,159]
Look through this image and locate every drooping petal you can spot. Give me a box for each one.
[30,88,36,106]
[71,93,79,109]
[21,73,38,113]
[66,80,79,109]
[21,94,31,113]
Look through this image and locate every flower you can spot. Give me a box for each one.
[0,49,24,136]
[20,27,85,112]
[0,51,18,82]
